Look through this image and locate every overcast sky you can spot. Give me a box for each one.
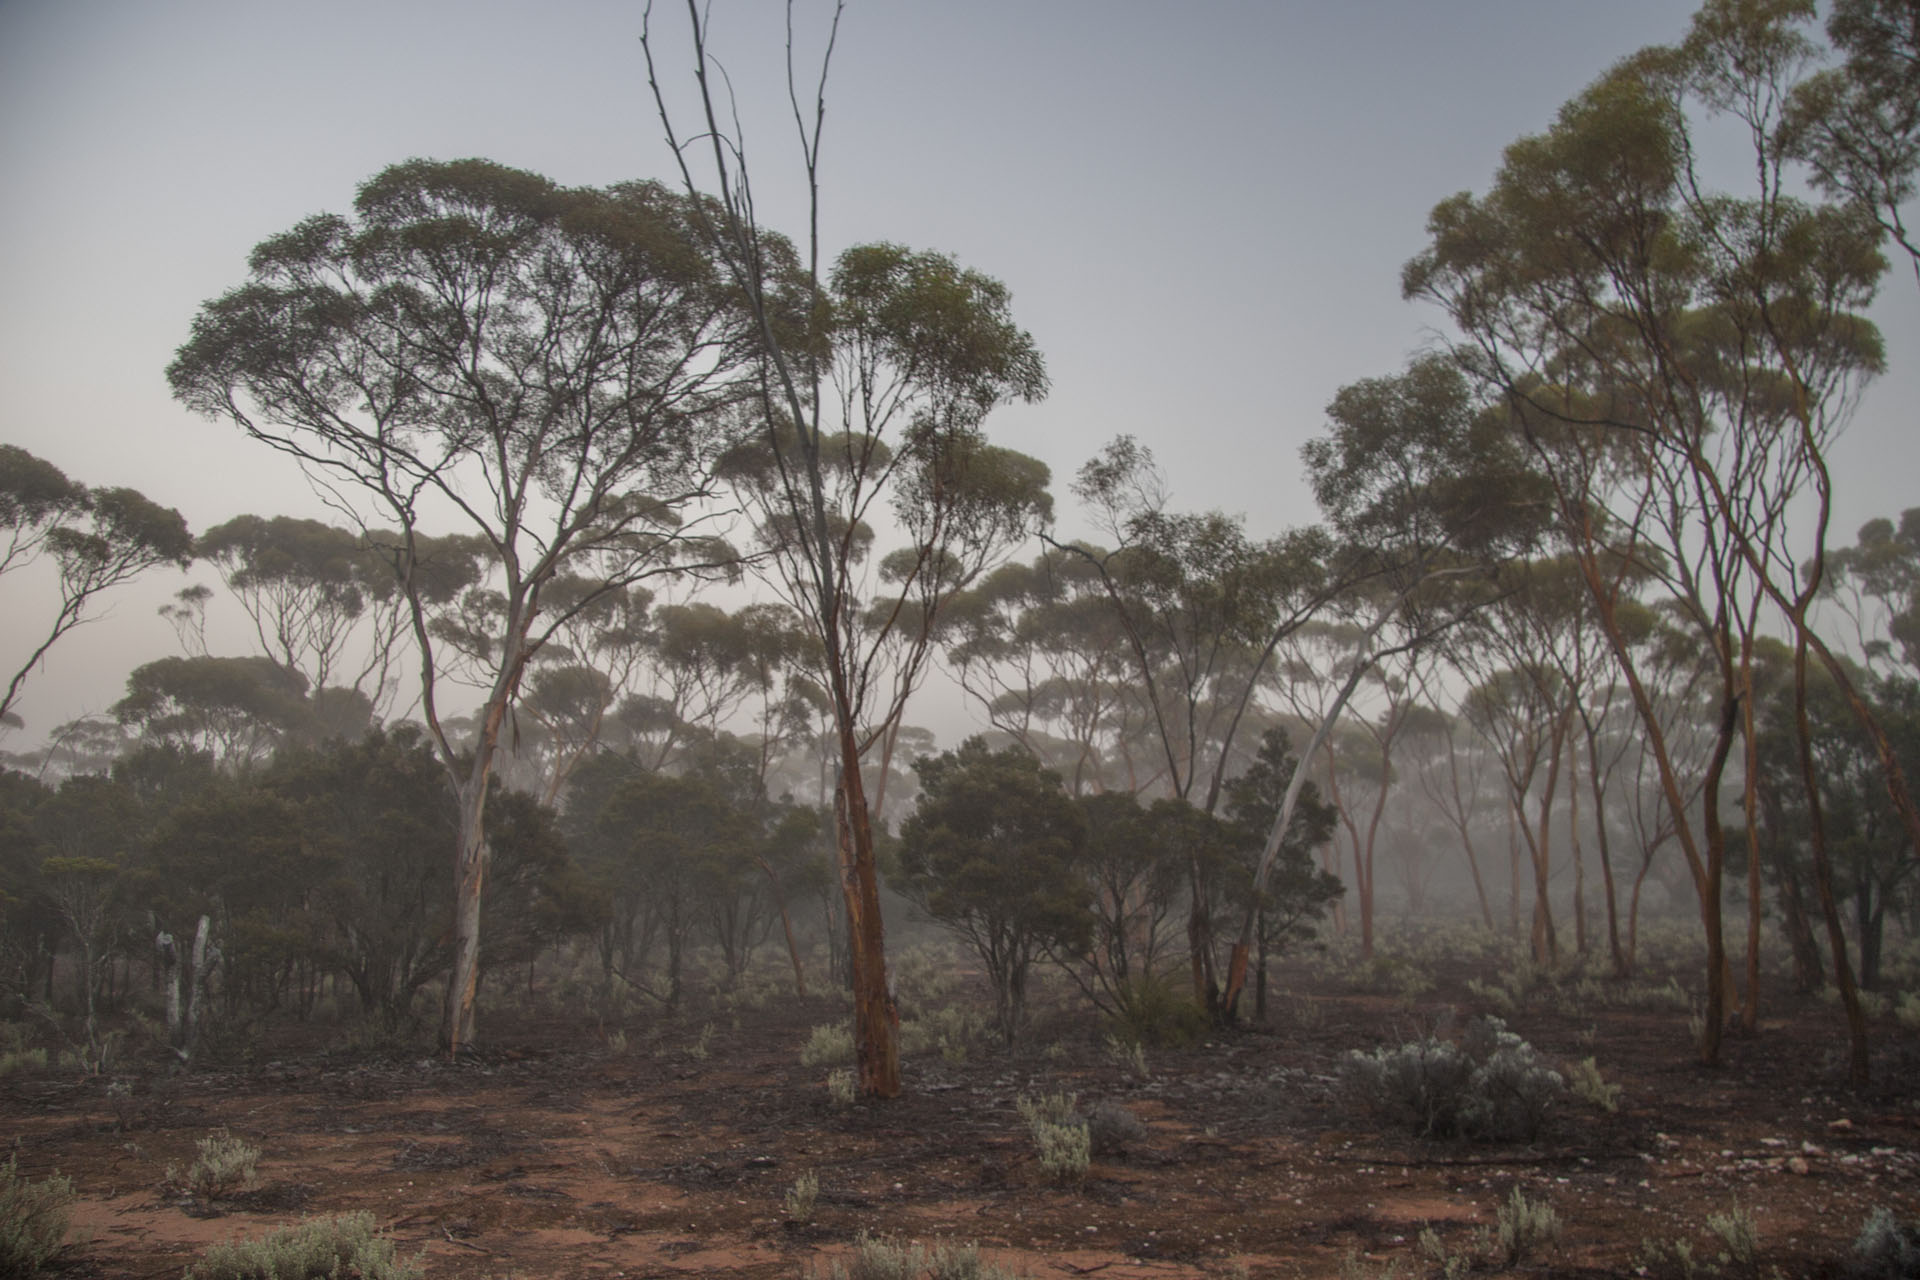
[2,0,1914,751]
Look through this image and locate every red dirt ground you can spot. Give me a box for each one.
[7,954,1919,1279]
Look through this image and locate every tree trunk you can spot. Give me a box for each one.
[759,857,808,997]
[441,768,491,1055]
[1792,635,1869,1084]
[834,750,899,1098]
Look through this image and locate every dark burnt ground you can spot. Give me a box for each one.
[5,949,1918,1279]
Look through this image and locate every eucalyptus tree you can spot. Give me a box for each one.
[1462,662,1573,963]
[1069,791,1187,1016]
[1269,622,1420,957]
[1217,727,1342,1019]
[1449,556,1631,964]
[1221,357,1545,1017]
[0,446,193,731]
[112,656,320,769]
[942,547,1144,795]
[1065,439,1334,814]
[898,738,1091,1046]
[1404,668,1499,929]
[169,159,760,1055]
[194,515,423,714]
[643,3,1052,1098]
[1402,1,1901,1072]
[1782,0,1920,288]
[1824,509,1920,677]
[1062,438,1336,1006]
[1748,640,1920,992]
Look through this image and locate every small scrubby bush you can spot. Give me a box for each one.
[1102,1033,1149,1079]
[1852,1207,1920,1278]
[1342,1015,1564,1141]
[1032,1120,1090,1181]
[1706,1196,1758,1271]
[802,1023,855,1067]
[185,1212,424,1280]
[1014,1090,1078,1129]
[1085,1100,1150,1158]
[1015,1091,1090,1180]
[1107,973,1209,1048]
[826,1068,857,1106]
[0,1155,75,1276]
[784,1169,819,1223]
[819,1230,1024,1280]
[899,1005,987,1064]
[1495,1186,1558,1266]
[178,1129,260,1199]
[1566,1056,1623,1112]
[0,1049,48,1078]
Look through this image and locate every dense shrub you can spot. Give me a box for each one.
[1107,972,1209,1049]
[185,1211,423,1280]
[1852,1207,1920,1278]
[0,1156,75,1277]
[1342,1015,1564,1140]
[1085,1100,1150,1158]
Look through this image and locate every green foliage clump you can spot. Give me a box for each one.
[899,1004,987,1064]
[0,1155,75,1277]
[1084,1100,1150,1158]
[898,739,1091,1047]
[1107,972,1209,1049]
[0,1049,48,1078]
[1566,1056,1623,1112]
[826,1068,857,1106]
[1495,1186,1559,1266]
[1015,1091,1090,1181]
[817,1230,1025,1280]
[1705,1197,1759,1271]
[783,1170,819,1224]
[800,1023,854,1068]
[185,1211,424,1280]
[1342,1015,1564,1141]
[1852,1207,1920,1278]
[176,1129,260,1200]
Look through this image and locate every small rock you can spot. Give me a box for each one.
[1761,1137,1786,1148]
[1787,1156,1811,1175]
[1829,1118,1855,1132]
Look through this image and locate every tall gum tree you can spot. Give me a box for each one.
[0,445,194,732]
[169,159,759,1054]
[642,2,1050,1097]
[1222,357,1547,1017]
[1402,0,1903,1074]
[1055,438,1336,1010]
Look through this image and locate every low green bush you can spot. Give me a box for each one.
[1853,1206,1920,1278]
[1342,1015,1565,1141]
[176,1129,260,1200]
[0,1155,75,1277]
[817,1229,1025,1280]
[1107,973,1208,1049]
[801,1022,855,1068]
[185,1211,424,1280]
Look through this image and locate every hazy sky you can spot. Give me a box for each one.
[2,0,1914,749]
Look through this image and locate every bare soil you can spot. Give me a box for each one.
[8,958,1919,1279]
